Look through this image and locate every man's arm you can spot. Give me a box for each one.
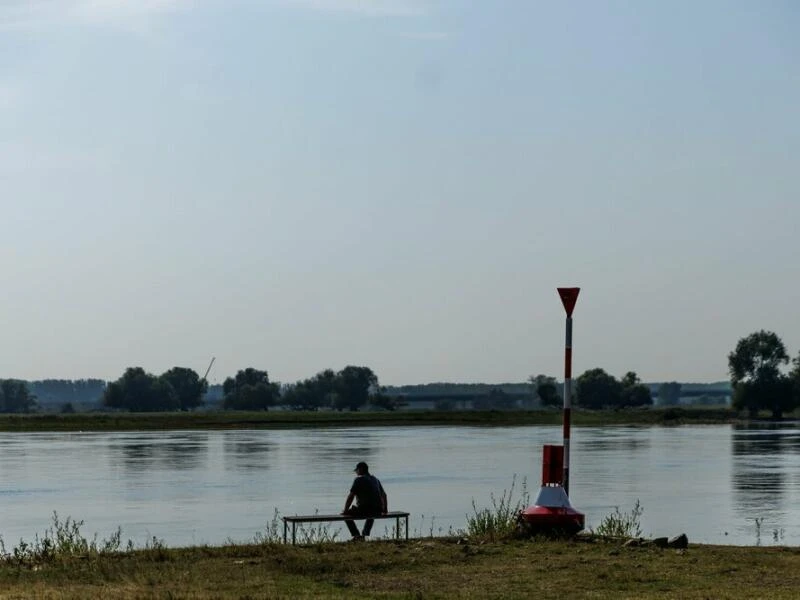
[380,483,388,514]
[342,492,355,514]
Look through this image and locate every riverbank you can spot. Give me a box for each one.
[2,536,799,599]
[0,407,744,432]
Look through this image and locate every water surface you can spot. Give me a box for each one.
[1,424,798,547]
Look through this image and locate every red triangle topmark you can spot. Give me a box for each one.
[557,287,580,317]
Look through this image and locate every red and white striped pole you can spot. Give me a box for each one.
[557,287,579,496]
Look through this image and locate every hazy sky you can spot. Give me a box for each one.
[1,1,798,385]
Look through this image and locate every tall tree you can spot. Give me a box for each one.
[103,367,179,412]
[334,366,378,411]
[728,330,792,418]
[619,371,653,408]
[791,353,800,409]
[283,369,338,410]
[313,369,339,408]
[281,381,316,410]
[576,368,622,409]
[620,371,639,388]
[160,367,207,411]
[0,379,37,413]
[529,374,561,408]
[223,368,279,411]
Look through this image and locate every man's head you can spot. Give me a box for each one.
[353,461,369,475]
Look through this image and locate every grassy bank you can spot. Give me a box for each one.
[0,407,742,432]
[1,536,799,599]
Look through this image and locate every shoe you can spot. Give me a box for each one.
[349,535,365,542]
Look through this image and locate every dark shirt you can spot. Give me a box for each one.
[350,474,385,514]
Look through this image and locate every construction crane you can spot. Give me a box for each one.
[201,357,216,383]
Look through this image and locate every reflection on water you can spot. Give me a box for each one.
[111,432,210,473]
[1,424,800,547]
[299,431,378,467]
[580,429,651,453]
[223,433,275,471]
[731,424,800,537]
[732,424,797,455]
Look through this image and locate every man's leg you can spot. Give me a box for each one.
[362,518,375,537]
[344,519,361,537]
[342,507,363,538]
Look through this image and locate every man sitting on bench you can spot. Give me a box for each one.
[341,461,387,541]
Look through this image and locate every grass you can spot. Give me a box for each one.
[2,536,800,599]
[0,406,742,432]
[0,500,794,598]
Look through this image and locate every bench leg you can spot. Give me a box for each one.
[283,521,287,544]
[395,517,400,540]
[405,516,408,541]
[292,522,296,545]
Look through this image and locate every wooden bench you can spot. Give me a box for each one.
[282,511,410,545]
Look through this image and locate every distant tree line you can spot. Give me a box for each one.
[525,329,800,417]
[29,379,106,408]
[386,382,531,397]
[11,330,797,418]
[221,368,279,410]
[100,364,387,413]
[420,371,654,411]
[529,375,734,409]
[104,367,208,412]
[575,370,653,408]
[529,370,653,409]
[282,366,394,411]
[0,365,389,414]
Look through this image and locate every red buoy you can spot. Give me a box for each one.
[519,444,585,535]
[519,485,585,535]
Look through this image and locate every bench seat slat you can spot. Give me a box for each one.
[283,511,409,523]
[282,511,410,544]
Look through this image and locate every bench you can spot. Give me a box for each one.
[282,511,410,545]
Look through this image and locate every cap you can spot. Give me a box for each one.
[353,461,369,473]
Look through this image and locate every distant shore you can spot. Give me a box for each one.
[0,407,751,432]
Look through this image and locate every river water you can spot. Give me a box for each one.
[1,423,798,547]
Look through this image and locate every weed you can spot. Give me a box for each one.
[465,475,529,540]
[295,523,339,544]
[254,509,283,544]
[753,517,763,546]
[381,518,416,540]
[141,535,169,561]
[0,512,126,566]
[592,499,643,538]
[260,508,340,545]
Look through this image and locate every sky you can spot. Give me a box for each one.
[1,0,798,386]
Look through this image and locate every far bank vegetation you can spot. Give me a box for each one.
[2,329,797,418]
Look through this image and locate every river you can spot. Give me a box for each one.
[1,423,798,547]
